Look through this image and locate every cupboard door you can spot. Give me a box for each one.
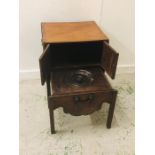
[101,42,119,79]
[39,44,51,85]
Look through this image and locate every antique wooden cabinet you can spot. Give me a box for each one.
[39,21,119,134]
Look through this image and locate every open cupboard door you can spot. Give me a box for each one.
[101,42,119,79]
[39,44,51,85]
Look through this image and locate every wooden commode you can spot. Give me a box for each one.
[39,21,119,134]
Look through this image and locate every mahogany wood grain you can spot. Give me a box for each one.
[41,21,109,43]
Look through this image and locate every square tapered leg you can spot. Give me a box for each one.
[106,91,117,128]
[49,108,56,134]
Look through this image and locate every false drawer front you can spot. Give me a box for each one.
[49,91,113,116]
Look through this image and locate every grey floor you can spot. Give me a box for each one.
[20,73,134,155]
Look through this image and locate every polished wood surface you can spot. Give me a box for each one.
[41,21,109,43]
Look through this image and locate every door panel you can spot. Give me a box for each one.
[101,42,119,79]
[39,44,51,85]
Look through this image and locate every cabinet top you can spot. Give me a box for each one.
[41,21,109,43]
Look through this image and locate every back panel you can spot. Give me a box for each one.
[50,41,103,68]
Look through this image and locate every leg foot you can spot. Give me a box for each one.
[107,103,115,128]
[49,108,56,134]
[106,91,117,128]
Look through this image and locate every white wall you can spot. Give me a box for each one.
[19,0,134,76]
[101,0,134,67]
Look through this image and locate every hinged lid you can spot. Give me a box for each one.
[41,21,109,43]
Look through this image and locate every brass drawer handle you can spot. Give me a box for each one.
[74,94,94,103]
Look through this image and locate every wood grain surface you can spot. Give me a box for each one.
[41,21,109,43]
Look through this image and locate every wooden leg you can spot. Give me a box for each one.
[46,79,56,134]
[49,107,56,134]
[107,91,117,128]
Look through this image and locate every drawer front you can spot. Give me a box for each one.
[50,91,113,116]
